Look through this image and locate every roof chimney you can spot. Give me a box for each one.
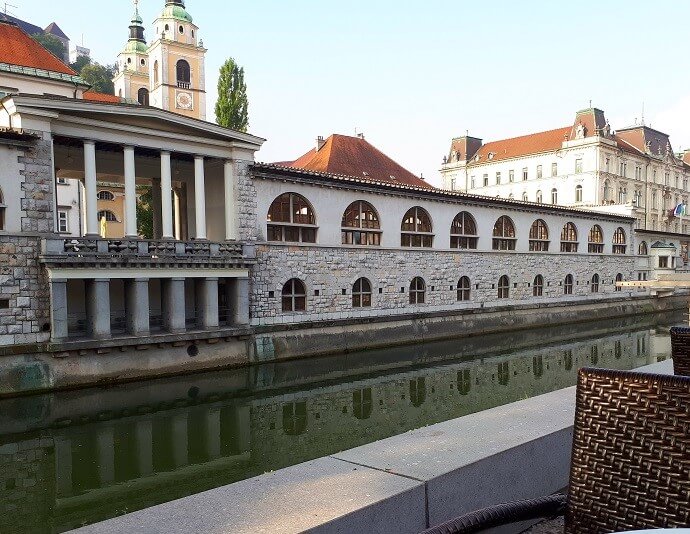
[316,135,326,152]
[356,132,365,140]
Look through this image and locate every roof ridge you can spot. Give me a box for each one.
[483,125,571,147]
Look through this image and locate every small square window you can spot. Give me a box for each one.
[431,286,435,291]
[401,287,405,293]
[378,288,383,294]
[513,283,518,288]
[268,291,275,298]
[475,284,480,290]
[342,289,347,295]
[314,290,320,297]
[0,299,8,309]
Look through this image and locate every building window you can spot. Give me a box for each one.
[492,216,516,251]
[497,275,510,299]
[342,201,381,246]
[621,162,628,177]
[638,241,648,255]
[605,157,610,172]
[353,389,373,420]
[635,166,642,180]
[575,158,583,174]
[536,190,543,203]
[483,174,488,187]
[615,273,623,292]
[537,165,543,179]
[652,190,658,209]
[153,60,159,86]
[551,162,557,177]
[509,170,515,183]
[401,207,433,248]
[0,186,5,230]
[97,210,117,222]
[58,210,69,233]
[529,219,549,251]
[470,176,475,188]
[588,225,604,253]
[533,274,544,297]
[664,172,670,186]
[659,256,669,268]
[179,25,184,34]
[612,227,627,254]
[618,187,627,204]
[282,279,307,312]
[137,87,149,106]
[176,59,191,88]
[450,211,478,249]
[496,172,501,185]
[268,193,317,243]
[551,188,558,204]
[590,274,600,293]
[352,278,372,308]
[97,190,115,201]
[575,185,583,202]
[522,192,528,202]
[564,274,574,295]
[603,179,611,202]
[522,168,528,181]
[560,222,578,252]
[409,277,426,304]
[457,276,471,301]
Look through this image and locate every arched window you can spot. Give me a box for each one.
[282,279,306,312]
[97,190,115,201]
[533,274,544,297]
[618,187,627,204]
[603,179,611,202]
[409,277,426,304]
[352,278,372,308]
[529,219,549,251]
[342,201,381,246]
[588,225,604,253]
[282,402,307,436]
[615,273,623,292]
[522,192,528,202]
[551,188,558,204]
[401,207,433,247]
[0,186,5,230]
[457,276,471,301]
[97,210,117,222]
[560,222,578,252]
[409,378,426,407]
[638,241,648,255]
[575,185,583,203]
[612,227,626,254]
[492,216,516,251]
[591,274,600,293]
[153,60,159,86]
[536,190,543,203]
[353,388,372,420]
[267,193,317,243]
[137,87,149,106]
[497,275,510,299]
[178,25,185,34]
[564,274,574,295]
[450,211,478,249]
[176,59,191,87]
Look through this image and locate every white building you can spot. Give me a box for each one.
[69,44,91,65]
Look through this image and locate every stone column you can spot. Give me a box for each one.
[160,151,174,239]
[135,419,153,477]
[162,278,186,333]
[96,426,115,486]
[173,189,182,240]
[196,277,219,329]
[54,436,73,497]
[50,279,68,341]
[194,155,207,240]
[172,413,189,468]
[123,146,138,237]
[125,278,150,336]
[151,177,162,239]
[229,277,250,326]
[224,160,238,241]
[86,278,111,339]
[83,140,99,236]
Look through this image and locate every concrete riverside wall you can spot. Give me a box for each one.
[71,359,672,534]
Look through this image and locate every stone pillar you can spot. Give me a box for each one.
[229,277,250,326]
[151,177,162,239]
[205,409,221,460]
[162,278,186,333]
[96,426,115,486]
[50,279,68,341]
[86,278,111,339]
[194,155,207,240]
[83,140,99,236]
[123,146,138,237]
[135,419,153,476]
[173,189,182,240]
[160,151,174,239]
[54,436,73,497]
[224,160,238,241]
[196,277,219,329]
[125,278,150,336]
[172,413,189,467]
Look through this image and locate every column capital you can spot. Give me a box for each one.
[123,144,136,151]
[160,150,172,157]
[83,139,96,146]
[194,154,206,161]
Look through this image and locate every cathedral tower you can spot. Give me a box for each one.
[113,1,151,105]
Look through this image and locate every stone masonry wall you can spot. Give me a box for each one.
[236,159,258,242]
[250,244,637,324]
[19,137,55,233]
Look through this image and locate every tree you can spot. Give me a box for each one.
[215,58,249,132]
[32,34,66,60]
[80,62,117,94]
[70,55,92,74]
[136,187,153,239]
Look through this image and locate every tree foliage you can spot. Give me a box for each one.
[136,187,153,239]
[32,33,66,60]
[70,55,92,74]
[80,62,117,94]
[215,58,249,132]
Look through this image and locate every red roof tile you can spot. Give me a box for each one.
[469,127,571,165]
[0,20,75,75]
[83,91,123,103]
[286,134,433,189]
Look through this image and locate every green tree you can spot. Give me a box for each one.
[215,58,249,132]
[70,55,92,74]
[80,62,117,94]
[32,33,66,60]
[136,187,153,239]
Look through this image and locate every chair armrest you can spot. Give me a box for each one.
[421,493,567,534]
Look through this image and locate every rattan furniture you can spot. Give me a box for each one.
[422,368,690,534]
[670,326,690,376]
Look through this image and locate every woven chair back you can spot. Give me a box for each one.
[566,368,690,533]
[670,326,690,376]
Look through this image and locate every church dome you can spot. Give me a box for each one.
[161,2,193,23]
[124,40,148,53]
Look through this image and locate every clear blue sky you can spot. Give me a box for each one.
[9,0,690,186]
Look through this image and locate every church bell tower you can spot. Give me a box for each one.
[113,0,151,105]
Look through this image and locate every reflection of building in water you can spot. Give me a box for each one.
[0,326,657,533]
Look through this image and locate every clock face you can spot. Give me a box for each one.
[176,91,193,110]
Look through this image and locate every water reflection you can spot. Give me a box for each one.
[0,312,680,534]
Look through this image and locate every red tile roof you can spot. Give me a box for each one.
[469,127,571,165]
[286,134,433,189]
[0,20,75,75]
[83,91,123,103]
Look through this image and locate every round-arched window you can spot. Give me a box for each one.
[575,185,583,202]
[588,225,604,253]
[282,279,306,312]
[591,274,600,293]
[267,193,317,243]
[97,190,115,201]
[342,201,381,246]
[533,274,544,297]
[638,241,648,255]
[409,277,426,304]
[564,274,574,295]
[551,188,558,204]
[137,87,149,106]
[529,219,549,251]
[612,227,626,254]
[352,278,372,308]
[560,222,578,252]
[450,212,478,249]
[615,273,623,292]
[492,216,516,251]
[457,276,471,301]
[97,210,117,222]
[176,59,191,86]
[498,275,510,299]
[401,207,433,247]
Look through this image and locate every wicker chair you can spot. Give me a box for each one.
[670,325,690,376]
[422,368,690,534]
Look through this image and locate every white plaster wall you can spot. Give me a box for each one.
[0,145,23,233]
[0,72,80,99]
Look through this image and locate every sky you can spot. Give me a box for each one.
[8,0,690,187]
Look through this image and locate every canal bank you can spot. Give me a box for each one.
[0,293,686,397]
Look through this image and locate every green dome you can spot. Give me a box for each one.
[161,5,193,22]
[124,40,149,54]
